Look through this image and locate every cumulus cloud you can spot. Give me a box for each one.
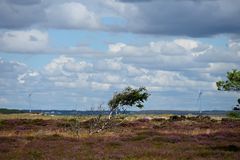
[1,37,238,94]
[45,2,101,29]
[0,45,238,110]
[43,54,214,92]
[107,39,209,70]
[196,40,240,63]
[108,39,205,56]
[0,58,28,84]
[36,54,232,110]
[204,63,240,75]
[0,1,102,30]
[0,30,49,53]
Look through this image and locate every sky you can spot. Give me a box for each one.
[0,0,240,111]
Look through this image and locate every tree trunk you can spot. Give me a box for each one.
[108,110,113,120]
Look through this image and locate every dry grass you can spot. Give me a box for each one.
[0,114,240,160]
[0,113,91,120]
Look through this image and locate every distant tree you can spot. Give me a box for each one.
[216,69,240,109]
[108,86,150,119]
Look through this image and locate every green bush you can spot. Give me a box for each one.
[227,112,240,118]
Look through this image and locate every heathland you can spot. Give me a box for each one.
[0,113,240,160]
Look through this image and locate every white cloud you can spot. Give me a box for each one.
[63,61,93,72]
[43,55,215,93]
[46,2,101,29]
[0,34,239,110]
[0,58,27,83]
[107,39,209,70]
[108,43,126,53]
[108,39,205,56]
[205,63,240,74]
[45,55,75,75]
[17,71,40,84]
[126,65,148,76]
[174,39,198,51]
[228,39,240,56]
[149,41,187,55]
[196,41,240,63]
[17,74,26,84]
[133,70,213,91]
[96,58,123,70]
[91,82,111,91]
[0,29,49,53]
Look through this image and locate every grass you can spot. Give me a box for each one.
[0,113,88,120]
[0,113,240,160]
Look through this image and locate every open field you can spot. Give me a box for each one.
[0,114,240,160]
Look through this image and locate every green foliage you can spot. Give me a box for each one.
[227,112,240,118]
[0,108,25,114]
[216,69,240,91]
[108,87,150,111]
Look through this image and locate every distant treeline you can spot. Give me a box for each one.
[0,108,27,114]
[0,108,232,116]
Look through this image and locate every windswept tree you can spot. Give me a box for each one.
[88,86,150,134]
[216,69,240,91]
[216,69,240,109]
[108,86,150,119]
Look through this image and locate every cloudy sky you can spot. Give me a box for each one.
[0,0,240,111]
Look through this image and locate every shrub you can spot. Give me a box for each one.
[227,111,240,118]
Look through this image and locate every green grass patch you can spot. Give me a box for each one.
[227,112,240,119]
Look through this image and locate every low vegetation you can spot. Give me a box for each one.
[0,114,240,160]
[87,86,150,134]
[1,82,240,159]
[227,111,240,119]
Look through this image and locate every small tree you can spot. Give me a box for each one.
[88,86,150,135]
[108,86,150,119]
[216,69,240,91]
[216,69,240,109]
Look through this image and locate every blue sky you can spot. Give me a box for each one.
[0,0,240,111]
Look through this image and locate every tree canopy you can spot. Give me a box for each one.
[108,86,150,112]
[216,69,240,91]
